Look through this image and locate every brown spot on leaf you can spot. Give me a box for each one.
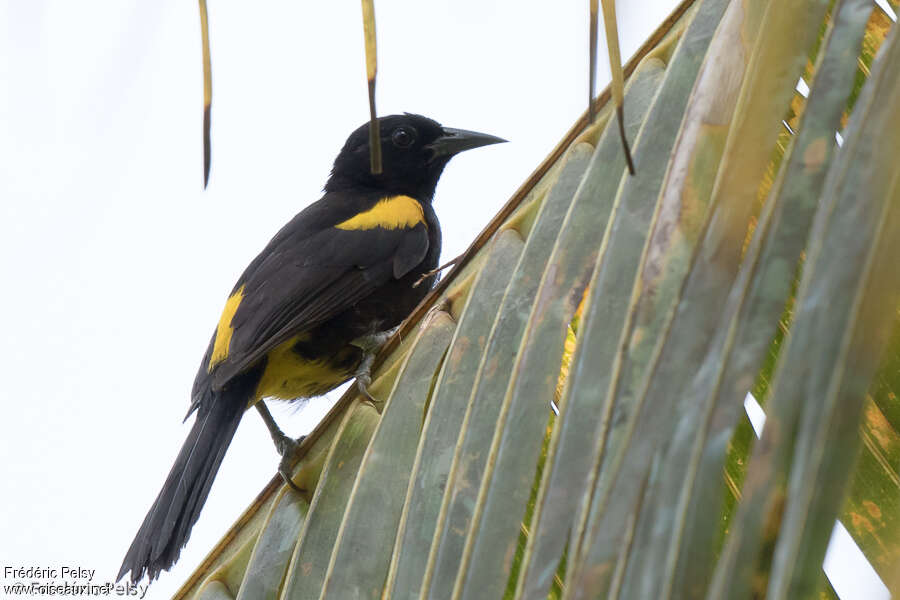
[850,511,876,535]
[486,354,500,378]
[450,338,470,369]
[863,500,882,520]
[863,401,897,454]
[503,541,515,573]
[803,137,827,173]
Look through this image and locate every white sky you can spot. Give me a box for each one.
[0,1,884,599]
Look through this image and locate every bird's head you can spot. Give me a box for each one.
[326,113,505,200]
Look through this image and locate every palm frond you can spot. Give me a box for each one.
[173,4,900,599]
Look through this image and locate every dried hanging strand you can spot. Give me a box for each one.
[600,0,636,174]
[361,0,382,174]
[199,0,212,188]
[589,0,599,124]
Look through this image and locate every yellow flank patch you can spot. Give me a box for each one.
[335,195,425,231]
[208,285,245,371]
[253,335,359,401]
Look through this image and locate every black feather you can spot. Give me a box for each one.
[209,203,435,390]
[117,365,262,583]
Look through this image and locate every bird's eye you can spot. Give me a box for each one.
[392,127,416,148]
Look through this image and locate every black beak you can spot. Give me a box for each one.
[426,127,507,162]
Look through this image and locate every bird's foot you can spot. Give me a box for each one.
[354,353,377,403]
[350,328,397,403]
[275,434,306,494]
[273,432,304,457]
[254,402,305,494]
[352,328,397,353]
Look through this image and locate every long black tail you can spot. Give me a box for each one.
[117,385,249,583]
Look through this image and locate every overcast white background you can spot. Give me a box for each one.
[0,1,887,599]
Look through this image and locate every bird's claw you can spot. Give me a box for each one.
[275,433,305,494]
[351,330,395,404]
[279,463,304,494]
[255,403,306,494]
[356,372,377,403]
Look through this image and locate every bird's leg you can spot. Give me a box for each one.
[413,254,463,288]
[353,352,378,403]
[350,328,397,402]
[254,401,304,494]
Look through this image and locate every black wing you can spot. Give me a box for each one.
[208,196,430,390]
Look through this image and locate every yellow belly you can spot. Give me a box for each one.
[253,336,359,401]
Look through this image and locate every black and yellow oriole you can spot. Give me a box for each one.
[117,114,504,583]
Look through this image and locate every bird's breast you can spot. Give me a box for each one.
[253,334,363,402]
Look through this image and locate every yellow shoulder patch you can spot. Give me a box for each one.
[208,285,244,371]
[335,195,425,231]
